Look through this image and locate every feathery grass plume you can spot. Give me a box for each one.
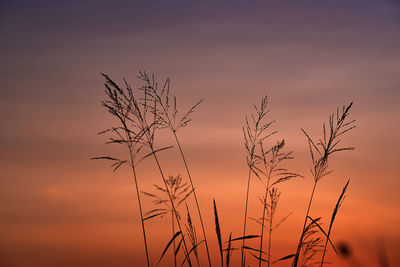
[320,180,349,267]
[97,74,193,267]
[213,199,224,267]
[185,203,200,265]
[142,175,192,221]
[138,71,211,266]
[137,71,203,132]
[254,139,301,267]
[135,74,194,267]
[92,73,155,266]
[293,102,355,267]
[241,96,277,267]
[142,175,192,267]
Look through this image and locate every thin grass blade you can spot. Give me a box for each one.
[158,231,182,265]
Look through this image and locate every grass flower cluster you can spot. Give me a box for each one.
[94,71,355,267]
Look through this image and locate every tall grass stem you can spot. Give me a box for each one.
[241,169,252,267]
[151,149,193,267]
[293,181,317,267]
[173,131,212,267]
[259,170,272,267]
[128,145,150,267]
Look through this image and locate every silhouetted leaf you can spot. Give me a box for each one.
[307,216,337,254]
[213,199,223,266]
[175,239,183,256]
[181,240,205,267]
[272,254,295,264]
[250,252,268,262]
[158,231,182,265]
[138,146,173,164]
[143,212,166,221]
[229,235,260,242]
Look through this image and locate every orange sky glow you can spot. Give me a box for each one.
[1,1,400,266]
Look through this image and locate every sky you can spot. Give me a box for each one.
[1,0,400,266]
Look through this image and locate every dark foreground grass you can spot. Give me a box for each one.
[94,71,357,267]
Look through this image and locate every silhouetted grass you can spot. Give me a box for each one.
[94,71,357,267]
[213,199,223,267]
[253,139,301,267]
[292,102,355,267]
[185,203,200,265]
[142,175,192,266]
[95,73,192,266]
[241,96,276,267]
[139,71,212,266]
[320,180,349,266]
[93,73,153,266]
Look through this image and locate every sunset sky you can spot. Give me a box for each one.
[1,0,400,266]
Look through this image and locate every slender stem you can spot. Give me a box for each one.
[145,83,207,266]
[268,216,272,267]
[242,112,266,266]
[172,210,177,267]
[127,143,150,267]
[259,169,272,267]
[320,179,350,266]
[292,181,317,267]
[173,131,212,267]
[220,236,224,267]
[151,149,193,267]
[241,169,252,267]
[268,218,272,267]
[259,189,267,267]
[320,226,332,267]
[135,103,192,266]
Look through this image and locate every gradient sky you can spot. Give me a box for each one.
[1,0,400,266]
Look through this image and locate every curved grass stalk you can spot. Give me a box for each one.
[293,181,317,267]
[140,84,193,267]
[241,168,253,267]
[257,140,300,267]
[142,174,191,267]
[143,128,193,267]
[241,96,276,267]
[320,180,349,266]
[98,73,193,266]
[127,144,151,267]
[93,74,152,266]
[258,141,274,267]
[172,211,177,267]
[258,169,272,267]
[173,131,212,266]
[266,188,281,267]
[292,103,355,267]
[138,71,211,266]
